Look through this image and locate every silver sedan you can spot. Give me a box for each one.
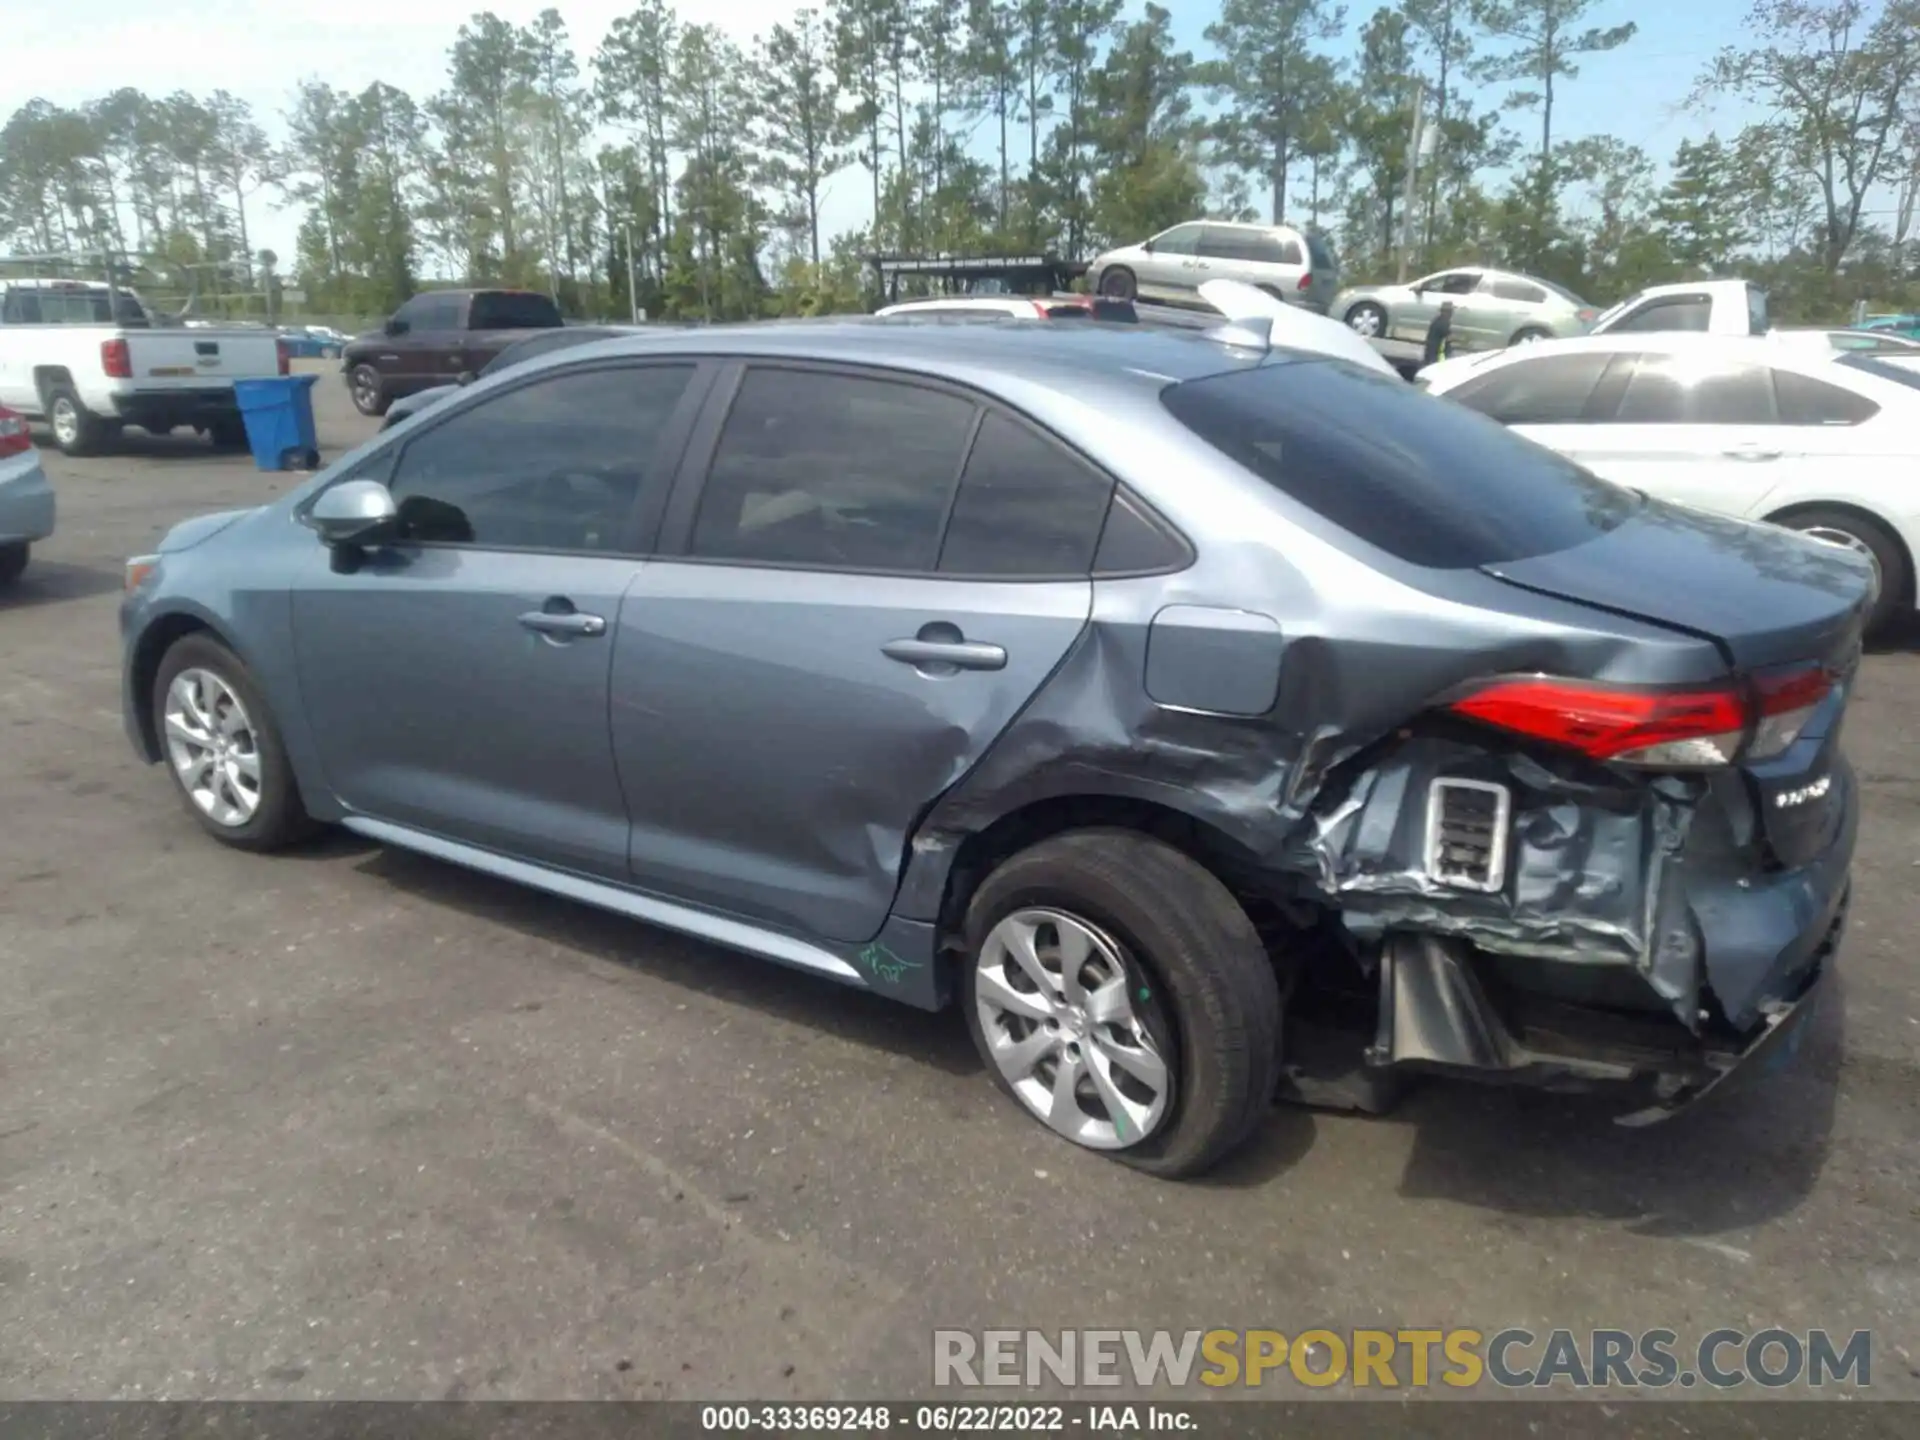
[1332,267,1597,351]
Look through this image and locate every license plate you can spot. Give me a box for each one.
[149,366,193,377]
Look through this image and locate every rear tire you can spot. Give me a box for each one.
[0,542,27,586]
[961,829,1282,1179]
[348,364,389,417]
[1509,326,1552,345]
[1774,507,1907,636]
[1098,267,1137,301]
[208,417,249,452]
[152,634,319,852]
[45,384,110,457]
[1345,301,1387,338]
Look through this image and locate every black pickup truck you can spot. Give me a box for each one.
[341,289,564,416]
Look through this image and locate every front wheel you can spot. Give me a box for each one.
[153,634,319,851]
[45,385,111,457]
[348,364,390,417]
[961,829,1282,1179]
[1345,301,1387,338]
[1776,507,1907,636]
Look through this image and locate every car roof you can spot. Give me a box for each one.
[522,316,1287,400]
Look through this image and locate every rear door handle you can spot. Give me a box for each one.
[519,610,606,638]
[882,638,1006,671]
[1725,445,1783,461]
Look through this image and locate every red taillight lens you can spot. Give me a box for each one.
[1448,667,1838,768]
[276,340,290,375]
[1577,308,1598,323]
[1297,272,1313,291]
[100,338,131,378]
[1749,663,1835,760]
[1449,678,1748,767]
[0,407,29,458]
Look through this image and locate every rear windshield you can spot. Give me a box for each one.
[469,291,564,329]
[1304,232,1337,271]
[1160,360,1641,569]
[1840,353,1920,391]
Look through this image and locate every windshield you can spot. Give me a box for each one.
[1160,359,1641,569]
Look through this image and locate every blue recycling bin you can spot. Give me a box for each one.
[232,375,321,472]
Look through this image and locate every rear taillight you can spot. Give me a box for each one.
[1748,663,1836,760]
[0,407,29,458]
[1297,272,1313,291]
[1447,665,1836,769]
[276,340,290,375]
[100,338,131,378]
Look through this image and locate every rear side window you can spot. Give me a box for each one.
[470,291,564,329]
[1612,356,1775,423]
[691,368,976,571]
[1160,360,1639,569]
[1608,297,1710,333]
[1489,278,1548,304]
[939,414,1114,576]
[1446,352,1611,424]
[1773,368,1880,424]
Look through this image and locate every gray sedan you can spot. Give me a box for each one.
[1334,267,1597,350]
[120,318,1865,1177]
[0,405,53,585]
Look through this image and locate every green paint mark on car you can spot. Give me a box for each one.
[857,942,922,986]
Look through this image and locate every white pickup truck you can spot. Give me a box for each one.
[0,279,284,456]
[1587,278,1769,337]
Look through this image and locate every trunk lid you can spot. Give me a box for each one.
[125,329,281,392]
[1483,498,1866,870]
[1480,499,1870,674]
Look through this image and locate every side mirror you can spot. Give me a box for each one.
[456,370,477,386]
[306,479,398,548]
[383,317,408,336]
[1141,239,1156,253]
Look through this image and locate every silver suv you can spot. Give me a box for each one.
[1088,221,1340,314]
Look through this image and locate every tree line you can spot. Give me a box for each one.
[1,0,1917,326]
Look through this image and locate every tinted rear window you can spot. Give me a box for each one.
[470,291,564,329]
[1839,354,1920,392]
[1160,361,1640,569]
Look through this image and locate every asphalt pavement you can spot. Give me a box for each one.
[0,360,1914,1406]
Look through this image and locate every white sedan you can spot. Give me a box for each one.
[1418,332,1920,632]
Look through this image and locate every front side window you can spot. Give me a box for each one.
[689,368,977,571]
[938,413,1115,576]
[1446,352,1612,425]
[1152,225,1203,256]
[1608,297,1710,334]
[1422,272,1482,296]
[471,291,564,329]
[382,364,694,551]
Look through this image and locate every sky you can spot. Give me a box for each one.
[5,0,1769,267]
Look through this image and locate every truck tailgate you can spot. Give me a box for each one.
[126,331,280,392]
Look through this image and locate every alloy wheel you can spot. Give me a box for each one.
[51,399,79,447]
[1346,306,1382,337]
[163,668,264,827]
[351,368,379,411]
[974,908,1172,1149]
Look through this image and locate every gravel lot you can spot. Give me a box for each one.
[0,359,1915,1406]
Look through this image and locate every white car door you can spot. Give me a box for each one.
[1513,351,1782,518]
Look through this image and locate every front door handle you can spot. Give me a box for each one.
[519,609,606,638]
[1724,446,1783,461]
[882,637,1006,671]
